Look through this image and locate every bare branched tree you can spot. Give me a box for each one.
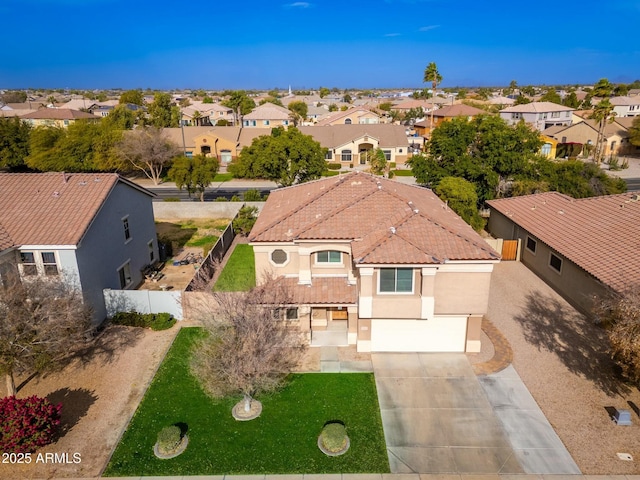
[116,126,180,185]
[0,275,94,397]
[593,286,640,383]
[191,277,307,414]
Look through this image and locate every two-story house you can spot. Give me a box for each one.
[499,102,574,131]
[610,96,640,117]
[249,172,500,352]
[19,108,99,128]
[413,104,486,138]
[0,173,158,323]
[316,107,381,126]
[243,103,291,127]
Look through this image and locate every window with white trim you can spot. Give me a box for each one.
[383,150,392,161]
[549,253,562,273]
[20,252,37,276]
[526,236,537,254]
[551,111,560,118]
[379,268,413,293]
[316,251,341,263]
[118,262,132,288]
[41,252,58,275]
[341,150,352,162]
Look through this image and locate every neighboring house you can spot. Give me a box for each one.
[19,108,99,127]
[487,191,640,315]
[180,102,234,126]
[391,98,446,117]
[500,102,574,131]
[413,104,486,138]
[163,126,242,166]
[0,173,158,323]
[316,107,381,126]
[539,134,559,159]
[243,103,291,127]
[610,96,640,117]
[488,95,516,106]
[542,118,631,157]
[298,124,410,167]
[249,172,500,352]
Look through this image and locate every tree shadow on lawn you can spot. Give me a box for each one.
[514,290,631,396]
[47,387,98,439]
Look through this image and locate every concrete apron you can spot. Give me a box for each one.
[372,353,580,475]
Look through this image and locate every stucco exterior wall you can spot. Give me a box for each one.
[75,182,158,323]
[433,268,493,315]
[153,202,265,221]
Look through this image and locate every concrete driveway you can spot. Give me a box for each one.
[373,352,580,474]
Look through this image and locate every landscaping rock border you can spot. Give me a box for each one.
[232,399,262,421]
[153,434,189,459]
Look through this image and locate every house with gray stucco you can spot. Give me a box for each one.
[0,172,158,323]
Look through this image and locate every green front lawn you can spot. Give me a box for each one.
[104,328,389,476]
[392,169,414,176]
[213,243,256,291]
[213,173,234,182]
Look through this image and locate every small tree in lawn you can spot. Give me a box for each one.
[593,286,640,383]
[0,274,94,397]
[369,148,388,176]
[191,277,307,416]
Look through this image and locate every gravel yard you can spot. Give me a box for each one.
[0,324,178,479]
[488,261,640,475]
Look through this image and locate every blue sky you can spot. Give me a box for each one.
[1,0,639,90]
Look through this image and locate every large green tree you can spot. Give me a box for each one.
[147,92,179,128]
[590,96,616,165]
[287,101,308,126]
[629,116,640,147]
[119,89,144,106]
[539,89,562,104]
[168,154,220,201]
[229,127,326,186]
[434,176,485,231]
[423,62,442,134]
[0,117,32,169]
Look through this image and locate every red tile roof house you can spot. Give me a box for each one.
[487,191,640,315]
[0,173,158,324]
[249,172,500,352]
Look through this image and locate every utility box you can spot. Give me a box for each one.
[614,409,632,426]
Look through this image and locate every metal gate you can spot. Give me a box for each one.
[501,240,518,261]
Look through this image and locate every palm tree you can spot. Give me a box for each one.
[590,78,614,165]
[423,62,442,136]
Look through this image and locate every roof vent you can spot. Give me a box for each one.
[78,181,87,186]
[389,227,396,234]
[52,191,60,197]
[408,201,413,206]
[413,209,419,214]
[94,177,101,182]
[558,209,564,214]
[631,194,639,201]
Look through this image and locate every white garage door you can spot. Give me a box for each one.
[371,317,468,352]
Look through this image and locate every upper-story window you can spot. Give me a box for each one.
[122,217,131,242]
[551,111,560,118]
[345,118,352,124]
[41,252,58,275]
[511,112,522,120]
[379,268,413,293]
[316,251,341,264]
[20,252,37,276]
[271,249,288,265]
[539,113,548,120]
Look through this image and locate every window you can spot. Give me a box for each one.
[379,268,413,293]
[271,249,288,265]
[541,143,551,156]
[118,262,132,288]
[122,217,131,241]
[41,252,58,275]
[561,136,567,143]
[316,251,341,263]
[263,120,270,126]
[549,253,563,273]
[325,150,333,160]
[383,150,392,161]
[551,111,560,118]
[345,118,352,124]
[526,236,537,254]
[341,150,352,162]
[20,252,37,276]
[283,120,289,125]
[148,240,155,263]
[539,113,548,120]
[285,307,298,320]
[511,112,522,120]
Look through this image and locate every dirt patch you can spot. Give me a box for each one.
[0,324,178,479]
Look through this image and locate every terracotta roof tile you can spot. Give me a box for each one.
[251,172,499,264]
[278,277,357,305]
[487,191,640,292]
[0,173,146,247]
[20,108,98,120]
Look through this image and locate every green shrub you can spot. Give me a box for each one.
[233,205,259,235]
[243,189,263,202]
[163,197,181,202]
[111,311,175,331]
[389,162,396,169]
[393,169,414,176]
[214,196,229,202]
[0,396,62,453]
[349,163,354,169]
[322,171,340,177]
[230,195,242,202]
[387,170,395,179]
[326,163,342,170]
[320,423,347,453]
[157,425,182,453]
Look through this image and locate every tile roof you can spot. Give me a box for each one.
[244,103,291,120]
[0,173,152,247]
[430,104,486,118]
[315,107,379,126]
[250,172,499,265]
[20,108,98,120]
[278,277,357,305]
[298,124,408,149]
[611,96,640,106]
[487,191,640,292]
[500,101,574,114]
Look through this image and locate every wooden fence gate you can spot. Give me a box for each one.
[501,240,519,261]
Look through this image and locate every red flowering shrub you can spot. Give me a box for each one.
[0,396,62,453]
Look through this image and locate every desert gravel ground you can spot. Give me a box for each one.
[0,324,178,480]
[488,261,640,475]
